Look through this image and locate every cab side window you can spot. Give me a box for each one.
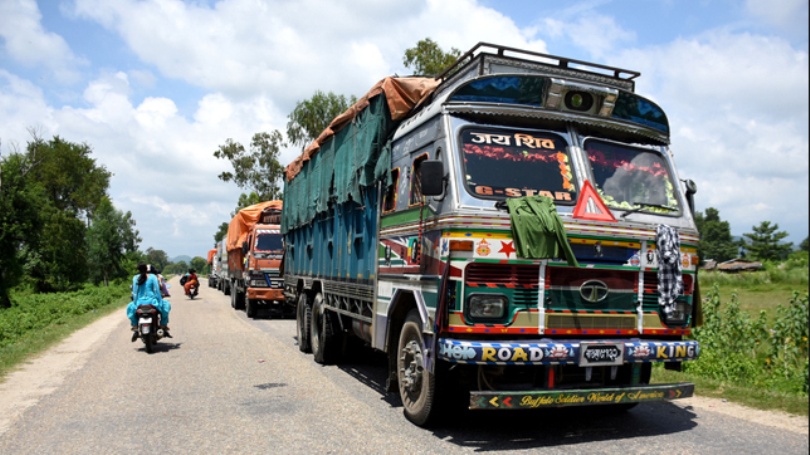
[409,153,429,206]
[383,168,400,213]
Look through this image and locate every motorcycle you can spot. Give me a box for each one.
[188,282,199,300]
[135,304,166,353]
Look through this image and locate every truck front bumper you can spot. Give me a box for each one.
[246,288,284,302]
[470,382,694,410]
[437,338,699,365]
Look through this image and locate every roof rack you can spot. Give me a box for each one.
[436,42,641,82]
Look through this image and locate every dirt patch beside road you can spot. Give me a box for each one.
[0,309,125,437]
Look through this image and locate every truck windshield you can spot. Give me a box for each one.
[254,231,283,258]
[460,128,577,203]
[584,140,681,214]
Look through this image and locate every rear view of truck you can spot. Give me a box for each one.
[226,201,286,318]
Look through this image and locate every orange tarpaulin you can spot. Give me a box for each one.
[226,200,283,252]
[285,76,439,182]
[206,249,217,264]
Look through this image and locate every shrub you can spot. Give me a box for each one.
[687,285,809,396]
[0,283,130,349]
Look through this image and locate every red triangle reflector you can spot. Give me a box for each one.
[573,180,617,222]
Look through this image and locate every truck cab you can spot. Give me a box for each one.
[229,205,287,318]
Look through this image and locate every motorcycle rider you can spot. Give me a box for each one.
[127,262,171,342]
[183,268,199,297]
[152,266,171,298]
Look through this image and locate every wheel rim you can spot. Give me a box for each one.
[400,340,424,393]
[398,322,428,415]
[311,301,322,353]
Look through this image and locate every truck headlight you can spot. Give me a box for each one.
[663,299,691,325]
[249,274,268,287]
[467,294,506,319]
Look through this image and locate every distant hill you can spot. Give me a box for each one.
[170,255,193,264]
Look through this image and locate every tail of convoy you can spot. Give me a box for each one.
[282,43,702,426]
[218,239,230,294]
[226,201,286,318]
[207,246,219,288]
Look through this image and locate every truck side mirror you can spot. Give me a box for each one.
[683,179,697,215]
[420,161,445,197]
[242,241,248,255]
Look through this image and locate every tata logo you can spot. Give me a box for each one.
[580,280,609,303]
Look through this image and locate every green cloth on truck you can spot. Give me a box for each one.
[505,196,579,267]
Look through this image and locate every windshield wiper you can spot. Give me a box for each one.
[620,202,678,219]
[494,200,509,212]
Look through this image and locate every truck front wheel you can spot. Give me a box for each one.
[246,298,257,318]
[397,309,439,426]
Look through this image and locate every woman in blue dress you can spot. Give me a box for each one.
[127,262,171,341]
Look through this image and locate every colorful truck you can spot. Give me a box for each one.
[226,201,286,318]
[282,43,701,426]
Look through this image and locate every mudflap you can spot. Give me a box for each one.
[469,382,694,410]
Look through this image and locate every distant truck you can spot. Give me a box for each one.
[217,240,230,294]
[226,201,286,318]
[283,43,701,426]
[207,244,221,288]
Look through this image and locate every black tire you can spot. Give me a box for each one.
[230,285,236,308]
[224,281,231,296]
[246,298,257,318]
[311,293,342,364]
[398,309,439,426]
[297,293,312,353]
[144,331,154,354]
[235,291,245,310]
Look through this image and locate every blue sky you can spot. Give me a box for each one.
[1,0,807,258]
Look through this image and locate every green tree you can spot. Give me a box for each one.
[191,256,207,274]
[0,152,46,307]
[403,38,462,77]
[743,221,793,261]
[214,131,285,201]
[800,237,809,252]
[231,191,262,217]
[214,222,229,243]
[164,261,188,275]
[86,197,142,286]
[694,207,739,263]
[25,134,112,291]
[145,247,170,271]
[286,91,357,149]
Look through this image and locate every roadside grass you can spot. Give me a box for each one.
[0,283,131,382]
[700,269,809,319]
[651,366,809,416]
[656,270,810,417]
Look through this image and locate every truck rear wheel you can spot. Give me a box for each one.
[224,281,231,296]
[297,293,311,353]
[230,284,237,308]
[398,309,439,426]
[311,293,342,364]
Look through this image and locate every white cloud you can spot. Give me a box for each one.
[0,0,85,83]
[0,68,292,255]
[541,13,635,59]
[612,30,808,241]
[71,0,547,109]
[746,0,809,39]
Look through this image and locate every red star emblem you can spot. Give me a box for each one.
[499,241,516,258]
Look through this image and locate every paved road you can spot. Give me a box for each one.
[1,278,807,454]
